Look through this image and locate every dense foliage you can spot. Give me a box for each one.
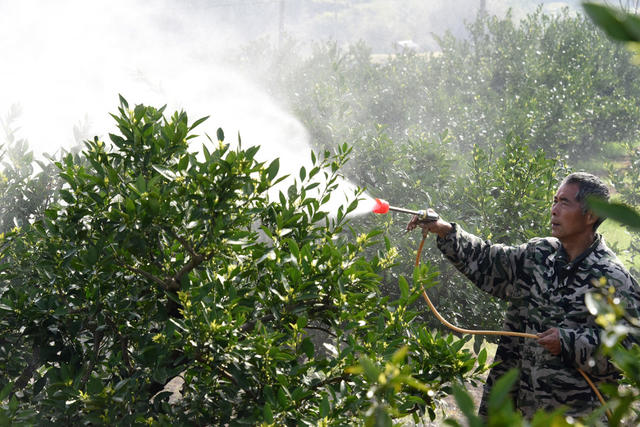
[238,5,639,338]
[0,107,62,235]
[0,98,489,425]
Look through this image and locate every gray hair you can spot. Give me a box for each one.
[561,172,610,230]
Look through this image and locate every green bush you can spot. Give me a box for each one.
[0,106,62,234]
[0,98,485,424]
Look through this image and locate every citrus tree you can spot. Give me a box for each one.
[0,98,486,425]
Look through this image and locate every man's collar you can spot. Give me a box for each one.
[556,234,601,269]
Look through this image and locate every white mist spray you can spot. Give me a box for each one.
[0,0,374,217]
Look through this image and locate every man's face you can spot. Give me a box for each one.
[550,182,594,241]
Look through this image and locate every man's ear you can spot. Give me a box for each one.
[586,211,598,227]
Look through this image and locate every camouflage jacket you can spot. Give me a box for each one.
[436,224,640,419]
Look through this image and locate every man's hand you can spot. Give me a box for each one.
[537,328,561,356]
[406,209,453,238]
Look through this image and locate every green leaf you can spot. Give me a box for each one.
[587,197,640,230]
[384,235,391,251]
[391,345,408,364]
[487,368,518,411]
[169,318,187,332]
[473,336,484,356]
[301,338,314,359]
[152,164,177,181]
[118,94,129,109]
[189,115,209,131]
[178,155,189,171]
[266,159,280,181]
[277,387,289,408]
[87,377,103,395]
[60,189,75,204]
[477,347,487,366]
[9,395,18,412]
[296,315,307,329]
[366,406,392,427]
[33,376,47,395]
[135,175,146,193]
[89,192,103,205]
[319,394,330,418]
[263,402,274,423]
[398,276,409,300]
[85,246,98,265]
[452,384,482,427]
[134,104,145,121]
[217,127,225,142]
[286,238,300,260]
[114,378,129,392]
[125,198,136,215]
[583,3,640,42]
[0,382,12,400]
[360,356,380,383]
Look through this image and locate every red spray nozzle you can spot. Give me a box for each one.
[372,198,439,221]
[373,198,390,214]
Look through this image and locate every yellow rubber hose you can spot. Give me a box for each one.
[414,235,611,420]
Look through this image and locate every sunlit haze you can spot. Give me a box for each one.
[0,0,591,215]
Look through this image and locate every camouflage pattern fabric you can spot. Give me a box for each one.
[436,223,640,419]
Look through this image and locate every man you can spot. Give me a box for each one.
[407,172,640,418]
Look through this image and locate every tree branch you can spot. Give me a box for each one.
[15,345,41,390]
[104,315,133,375]
[81,328,103,388]
[169,252,205,291]
[123,264,171,290]
[165,227,199,259]
[304,325,337,338]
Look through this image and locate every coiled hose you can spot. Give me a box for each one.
[414,235,611,420]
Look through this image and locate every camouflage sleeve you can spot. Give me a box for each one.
[559,269,640,377]
[436,223,529,300]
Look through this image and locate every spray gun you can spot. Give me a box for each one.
[372,198,439,222]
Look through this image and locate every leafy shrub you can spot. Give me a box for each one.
[0,98,485,424]
[0,106,62,234]
[453,133,566,244]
